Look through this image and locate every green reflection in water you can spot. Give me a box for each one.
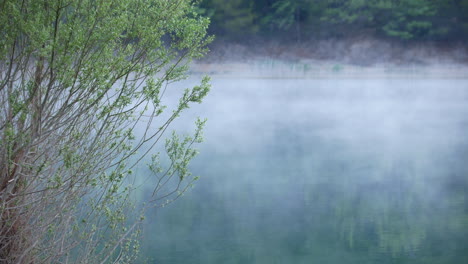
[138,78,468,264]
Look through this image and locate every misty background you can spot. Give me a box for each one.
[133,1,468,263]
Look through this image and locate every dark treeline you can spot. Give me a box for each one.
[198,0,468,42]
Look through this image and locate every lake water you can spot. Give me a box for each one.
[138,76,468,263]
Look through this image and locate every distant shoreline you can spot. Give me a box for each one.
[192,38,468,78]
[191,60,468,79]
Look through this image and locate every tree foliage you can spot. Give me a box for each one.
[201,0,468,41]
[199,0,258,38]
[320,0,444,40]
[0,0,211,263]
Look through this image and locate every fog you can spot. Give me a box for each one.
[135,71,468,263]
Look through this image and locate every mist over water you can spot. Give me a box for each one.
[138,74,468,263]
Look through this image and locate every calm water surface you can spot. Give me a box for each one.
[140,77,468,263]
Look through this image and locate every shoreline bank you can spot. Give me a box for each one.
[191,38,468,79]
[191,60,468,79]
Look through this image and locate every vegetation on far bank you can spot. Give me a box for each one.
[198,0,468,42]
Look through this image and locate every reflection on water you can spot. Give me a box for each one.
[139,77,468,263]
